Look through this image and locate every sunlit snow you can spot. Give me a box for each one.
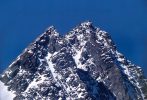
[0,81,15,100]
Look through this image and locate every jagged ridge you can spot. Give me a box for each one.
[0,21,147,100]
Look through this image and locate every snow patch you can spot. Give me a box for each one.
[25,74,47,92]
[45,53,58,81]
[27,50,33,54]
[0,81,15,100]
[72,41,87,70]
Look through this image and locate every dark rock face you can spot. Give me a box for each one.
[0,22,147,100]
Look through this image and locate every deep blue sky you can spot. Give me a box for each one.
[0,0,147,76]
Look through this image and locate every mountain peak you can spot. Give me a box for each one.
[45,26,59,36]
[0,22,147,100]
[80,21,93,27]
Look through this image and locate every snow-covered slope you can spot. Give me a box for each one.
[0,21,147,100]
[0,81,15,100]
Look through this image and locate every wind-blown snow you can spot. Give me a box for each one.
[0,81,15,100]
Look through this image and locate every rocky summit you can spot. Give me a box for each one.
[0,21,147,100]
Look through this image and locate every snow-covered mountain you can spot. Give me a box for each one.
[0,21,147,100]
